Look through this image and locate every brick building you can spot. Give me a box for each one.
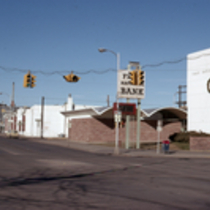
[4,93,186,143]
[62,106,187,144]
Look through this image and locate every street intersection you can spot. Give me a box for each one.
[0,136,210,210]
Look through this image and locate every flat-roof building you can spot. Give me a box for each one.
[187,48,210,133]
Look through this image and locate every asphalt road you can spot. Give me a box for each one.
[0,136,210,210]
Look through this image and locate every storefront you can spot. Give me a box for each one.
[62,106,187,144]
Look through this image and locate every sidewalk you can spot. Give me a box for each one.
[27,137,210,159]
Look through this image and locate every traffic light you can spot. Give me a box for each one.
[63,72,80,82]
[129,70,137,85]
[30,74,36,88]
[23,72,36,88]
[137,70,145,85]
[23,73,31,88]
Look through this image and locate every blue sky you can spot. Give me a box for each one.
[0,0,210,109]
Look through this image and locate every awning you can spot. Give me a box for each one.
[61,106,187,121]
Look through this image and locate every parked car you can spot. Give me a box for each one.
[7,130,19,139]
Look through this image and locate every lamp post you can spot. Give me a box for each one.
[98,48,120,155]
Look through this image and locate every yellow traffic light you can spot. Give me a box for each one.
[31,74,36,88]
[63,72,80,82]
[129,70,137,85]
[137,70,144,85]
[23,73,31,88]
[23,71,36,88]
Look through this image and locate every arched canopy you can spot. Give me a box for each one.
[142,107,187,121]
[61,106,187,121]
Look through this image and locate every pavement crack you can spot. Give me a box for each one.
[0,164,141,188]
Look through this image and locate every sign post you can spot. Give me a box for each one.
[156,120,162,154]
[125,99,130,149]
[113,102,136,149]
[136,99,141,149]
[113,103,136,115]
[114,111,122,123]
[117,70,145,99]
[117,62,145,150]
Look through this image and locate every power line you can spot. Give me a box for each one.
[74,68,116,74]
[0,52,210,75]
[142,57,186,69]
[142,52,210,69]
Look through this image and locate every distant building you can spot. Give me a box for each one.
[5,95,98,138]
[4,94,187,143]
[0,104,11,133]
[187,48,210,133]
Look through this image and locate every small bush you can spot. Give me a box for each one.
[171,142,189,150]
[169,131,210,143]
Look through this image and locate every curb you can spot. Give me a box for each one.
[3,135,210,159]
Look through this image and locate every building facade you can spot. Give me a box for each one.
[187,48,210,133]
[4,94,186,143]
[62,106,186,144]
[4,95,98,138]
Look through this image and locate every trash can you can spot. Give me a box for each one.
[162,140,170,153]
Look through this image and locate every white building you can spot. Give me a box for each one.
[187,48,210,133]
[17,105,66,137]
[12,94,97,138]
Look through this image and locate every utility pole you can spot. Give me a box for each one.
[11,82,15,110]
[107,95,110,107]
[125,64,131,150]
[176,85,186,108]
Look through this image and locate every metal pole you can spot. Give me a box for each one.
[41,96,44,139]
[125,98,130,149]
[156,120,162,154]
[107,95,110,107]
[136,99,141,149]
[157,129,160,154]
[135,63,141,149]
[114,53,120,155]
[178,85,181,108]
[98,48,120,154]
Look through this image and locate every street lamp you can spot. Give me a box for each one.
[98,48,120,155]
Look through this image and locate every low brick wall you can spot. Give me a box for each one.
[190,137,210,151]
[70,118,115,143]
[70,117,182,144]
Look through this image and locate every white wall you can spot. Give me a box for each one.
[25,105,66,138]
[16,107,28,134]
[15,95,99,138]
[16,104,66,138]
[187,48,210,133]
[42,105,65,137]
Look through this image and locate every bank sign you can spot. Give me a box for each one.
[117,70,145,99]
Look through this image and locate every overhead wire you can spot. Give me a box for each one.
[141,57,186,69]
[74,68,116,74]
[0,52,210,75]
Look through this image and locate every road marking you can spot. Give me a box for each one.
[0,148,20,155]
[37,159,93,168]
